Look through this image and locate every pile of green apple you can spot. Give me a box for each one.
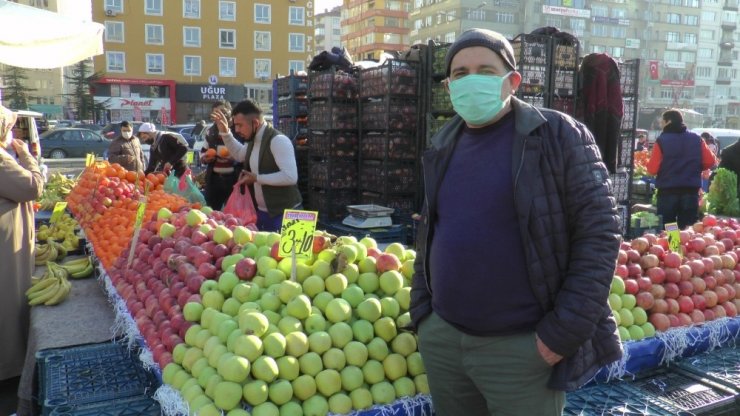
[162,233,428,416]
[608,275,656,342]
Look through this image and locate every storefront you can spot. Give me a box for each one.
[175,83,244,123]
[92,77,177,124]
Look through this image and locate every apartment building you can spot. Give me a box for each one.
[341,0,412,61]
[315,6,342,53]
[409,0,521,45]
[91,0,312,123]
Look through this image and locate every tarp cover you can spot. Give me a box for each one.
[0,0,104,69]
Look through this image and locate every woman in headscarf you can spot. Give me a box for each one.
[0,105,44,380]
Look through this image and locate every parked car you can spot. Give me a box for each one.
[74,123,105,133]
[164,124,196,148]
[40,128,110,159]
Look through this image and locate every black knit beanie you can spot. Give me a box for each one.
[445,28,517,76]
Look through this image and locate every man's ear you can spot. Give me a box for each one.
[508,71,522,94]
[443,78,450,94]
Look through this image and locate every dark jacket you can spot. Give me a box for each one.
[145,131,189,177]
[108,135,145,172]
[719,139,740,193]
[410,98,623,391]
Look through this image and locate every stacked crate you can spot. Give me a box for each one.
[358,60,421,224]
[425,41,455,147]
[275,74,310,205]
[617,59,641,236]
[306,67,360,221]
[511,33,551,109]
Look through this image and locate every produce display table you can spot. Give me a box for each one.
[17,277,116,416]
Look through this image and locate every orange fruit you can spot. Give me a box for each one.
[217,147,230,158]
[205,148,217,158]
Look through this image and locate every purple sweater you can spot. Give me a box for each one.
[428,112,543,335]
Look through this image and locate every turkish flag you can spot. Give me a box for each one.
[649,61,659,80]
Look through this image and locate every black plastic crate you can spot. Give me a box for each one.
[617,204,630,235]
[309,159,357,190]
[277,97,309,118]
[676,347,740,392]
[360,161,417,194]
[551,97,575,116]
[623,97,638,130]
[48,395,161,416]
[431,82,453,114]
[309,69,357,100]
[361,131,416,161]
[630,369,737,415]
[37,342,157,415]
[429,41,451,77]
[553,37,579,71]
[309,100,357,130]
[359,60,418,98]
[619,130,636,168]
[564,382,687,415]
[360,191,417,218]
[277,74,309,97]
[610,170,630,203]
[619,59,640,97]
[308,189,358,221]
[361,97,418,131]
[512,34,551,66]
[278,118,309,140]
[320,221,407,244]
[310,131,358,159]
[428,115,453,139]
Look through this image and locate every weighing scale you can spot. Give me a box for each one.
[342,204,394,228]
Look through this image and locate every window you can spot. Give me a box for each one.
[145,24,164,45]
[255,31,271,51]
[104,21,124,42]
[145,0,162,15]
[681,51,695,62]
[255,59,271,79]
[544,16,561,28]
[106,51,125,72]
[444,32,455,42]
[702,11,716,22]
[612,27,626,38]
[684,33,697,44]
[496,12,514,23]
[701,30,715,40]
[695,86,710,98]
[612,8,626,18]
[665,31,680,42]
[146,54,164,74]
[289,60,305,74]
[183,27,201,47]
[184,56,201,76]
[289,33,305,52]
[255,4,271,23]
[183,0,200,18]
[105,0,122,13]
[220,57,236,77]
[289,7,305,25]
[219,1,235,21]
[666,13,680,24]
[591,5,608,17]
[608,46,624,58]
[698,48,713,58]
[385,17,400,27]
[592,24,609,37]
[684,15,698,25]
[220,29,236,49]
[664,50,679,61]
[591,44,606,53]
[684,0,699,7]
[661,89,674,99]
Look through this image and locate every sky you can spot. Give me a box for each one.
[314,0,342,13]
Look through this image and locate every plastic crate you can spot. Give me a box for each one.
[278,118,308,140]
[619,131,636,168]
[37,342,157,415]
[361,97,418,131]
[360,191,417,218]
[360,161,417,194]
[308,69,358,100]
[308,188,358,221]
[619,59,640,97]
[48,395,161,416]
[309,131,358,159]
[429,41,451,77]
[551,97,575,117]
[360,131,416,161]
[277,97,309,118]
[630,369,737,415]
[610,170,631,203]
[309,101,357,130]
[359,60,418,98]
[320,221,407,244]
[277,74,309,97]
[309,159,357,190]
[676,347,740,392]
[428,115,453,139]
[431,82,453,114]
[564,382,687,415]
[617,204,630,235]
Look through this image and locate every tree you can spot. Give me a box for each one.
[2,65,36,109]
[65,59,107,121]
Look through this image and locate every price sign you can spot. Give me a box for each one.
[279,210,318,260]
[665,222,682,258]
[186,151,194,165]
[49,202,67,223]
[127,199,148,267]
[85,153,95,167]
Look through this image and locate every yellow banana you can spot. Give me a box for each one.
[48,262,69,280]
[44,279,71,306]
[53,241,67,260]
[25,275,56,296]
[70,263,93,279]
[28,280,61,304]
[61,256,91,268]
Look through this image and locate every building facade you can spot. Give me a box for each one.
[315,6,342,53]
[341,0,412,61]
[91,0,313,123]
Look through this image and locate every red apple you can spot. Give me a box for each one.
[678,295,694,313]
[235,258,257,280]
[627,264,643,278]
[663,252,682,269]
[615,264,629,279]
[713,305,727,318]
[640,254,660,270]
[664,283,680,299]
[668,314,681,327]
[376,253,402,273]
[689,238,706,253]
[650,284,666,299]
[313,235,329,254]
[624,279,640,295]
[636,292,655,310]
[703,275,718,290]
[678,281,694,296]
[704,308,716,321]
[677,312,693,326]
[652,298,669,313]
[646,268,665,284]
[626,249,640,263]
[690,294,706,310]
[716,286,730,303]
[197,263,218,280]
[638,277,653,292]
[213,244,229,259]
[690,309,706,324]
[631,237,650,254]
[688,260,705,277]
[666,298,680,314]
[689,277,706,294]
[727,301,740,317]
[664,268,681,283]
[617,250,628,265]
[649,313,671,332]
[704,290,719,308]
[648,245,665,260]
[187,275,205,293]
[367,247,382,259]
[679,264,693,281]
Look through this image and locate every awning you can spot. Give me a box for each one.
[0,0,104,69]
[29,104,63,114]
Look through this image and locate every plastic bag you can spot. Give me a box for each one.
[223,184,257,226]
[177,169,207,207]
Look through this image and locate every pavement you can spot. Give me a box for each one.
[43,158,86,178]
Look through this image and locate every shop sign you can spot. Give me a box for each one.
[542,5,590,18]
[625,38,641,49]
[94,96,170,110]
[176,84,244,102]
[664,61,686,69]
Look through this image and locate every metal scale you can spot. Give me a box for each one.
[342,204,394,228]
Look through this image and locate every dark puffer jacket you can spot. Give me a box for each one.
[410,98,623,391]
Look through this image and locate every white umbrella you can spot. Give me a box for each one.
[0,0,104,69]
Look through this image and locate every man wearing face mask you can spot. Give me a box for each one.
[140,122,189,177]
[108,121,146,172]
[409,29,622,415]
[212,99,301,231]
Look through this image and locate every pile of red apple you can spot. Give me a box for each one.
[617,215,740,334]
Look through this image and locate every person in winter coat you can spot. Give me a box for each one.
[107,120,145,172]
[717,137,740,196]
[139,122,189,177]
[0,105,44,380]
[200,101,241,210]
[409,29,622,416]
[647,110,716,228]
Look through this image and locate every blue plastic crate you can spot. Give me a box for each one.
[676,347,740,392]
[565,382,687,415]
[37,342,158,415]
[48,395,161,416]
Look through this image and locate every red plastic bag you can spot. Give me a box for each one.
[223,184,257,226]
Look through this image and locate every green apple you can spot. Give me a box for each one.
[232,283,254,303]
[313,292,334,313]
[611,276,626,295]
[311,259,332,279]
[286,294,312,320]
[218,272,240,296]
[304,313,327,334]
[358,272,380,294]
[252,356,280,383]
[351,319,375,344]
[200,280,219,296]
[218,355,250,383]
[204,373,223,398]
[317,249,337,264]
[632,307,648,326]
[642,322,656,338]
[359,236,378,249]
[298,352,324,376]
[265,311,282,326]
[254,231,270,247]
[213,225,233,245]
[325,273,348,296]
[358,257,377,274]
[357,298,382,322]
[621,294,637,310]
[277,257,295,279]
[221,298,241,317]
[322,347,346,371]
[233,226,253,245]
[308,331,332,354]
[285,331,309,357]
[171,369,192,390]
[391,332,417,357]
[337,244,358,263]
[373,316,398,342]
[172,343,188,365]
[362,359,385,384]
[385,242,406,260]
[263,332,287,358]
[208,312,231,336]
[198,403,221,416]
[241,242,258,259]
[325,298,352,323]
[233,334,263,361]
[371,381,396,404]
[181,377,199,394]
[383,353,407,381]
[343,264,360,284]
[341,284,365,308]
[380,297,401,319]
[186,209,207,226]
[213,380,243,411]
[406,351,425,376]
[619,309,634,327]
[628,324,645,341]
[239,311,270,336]
[259,292,282,312]
[216,319,239,343]
[279,401,302,416]
[608,293,623,311]
[182,347,204,371]
[199,223,213,234]
[202,290,225,311]
[162,363,182,385]
[157,207,173,220]
[302,275,325,298]
[393,376,417,398]
[268,379,293,406]
[395,287,411,311]
[238,302,261,315]
[416,374,431,394]
[328,322,353,348]
[292,374,317,401]
[379,271,404,296]
[276,355,300,381]
[401,259,414,281]
[328,392,353,415]
[265,232,282,247]
[265,269,287,287]
[158,222,176,238]
[350,387,373,410]
[315,369,342,397]
[340,365,364,391]
[200,308,217,329]
[243,379,269,406]
[222,254,244,273]
[278,280,303,303]
[203,336,223,357]
[184,324,202,345]
[278,316,303,335]
[182,383,204,403]
[197,366,217,389]
[227,409,251,416]
[344,341,369,367]
[191,357,211,378]
[207,345,228,368]
[257,256,279,276]
[194,329,213,349]
[367,337,390,361]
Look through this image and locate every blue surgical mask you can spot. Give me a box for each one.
[449,72,513,125]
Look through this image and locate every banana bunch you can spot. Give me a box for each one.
[26,262,72,306]
[37,214,80,253]
[35,240,59,265]
[38,173,76,210]
[59,256,94,279]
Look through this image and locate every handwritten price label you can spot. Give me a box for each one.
[127,199,148,267]
[186,151,194,165]
[279,210,318,260]
[134,200,147,229]
[85,153,95,167]
[665,222,682,258]
[49,202,68,223]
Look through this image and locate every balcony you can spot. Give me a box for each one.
[720,40,735,49]
[717,77,732,84]
[725,0,739,10]
[718,58,734,66]
[721,20,737,30]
